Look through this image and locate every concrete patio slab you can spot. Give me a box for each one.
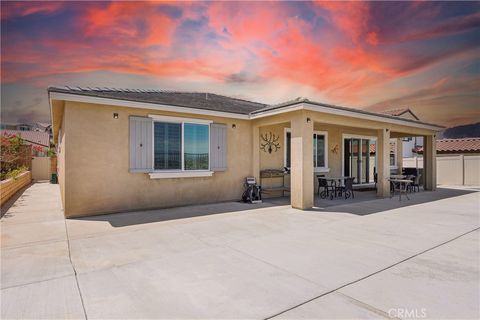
[1,220,67,249]
[274,292,389,319]
[229,225,414,289]
[78,246,325,319]
[1,240,73,289]
[1,275,85,319]
[70,224,210,274]
[339,230,480,320]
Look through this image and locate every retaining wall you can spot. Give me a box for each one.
[0,171,31,207]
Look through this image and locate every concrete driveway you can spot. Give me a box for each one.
[1,183,479,319]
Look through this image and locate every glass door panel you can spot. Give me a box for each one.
[344,138,376,185]
[361,139,368,183]
[351,139,360,184]
[369,140,376,183]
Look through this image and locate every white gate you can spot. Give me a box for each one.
[32,157,51,181]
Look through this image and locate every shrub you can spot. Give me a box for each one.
[0,166,28,180]
[1,132,29,180]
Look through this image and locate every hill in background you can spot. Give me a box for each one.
[439,122,480,139]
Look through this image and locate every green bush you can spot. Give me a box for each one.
[0,166,27,181]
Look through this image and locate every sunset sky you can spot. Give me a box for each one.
[1,1,479,127]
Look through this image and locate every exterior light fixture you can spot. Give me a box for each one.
[232,124,236,129]
[306,117,311,123]
[113,113,119,119]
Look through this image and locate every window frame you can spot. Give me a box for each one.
[389,138,398,169]
[149,115,212,173]
[284,128,329,172]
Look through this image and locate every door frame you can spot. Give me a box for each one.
[342,134,377,185]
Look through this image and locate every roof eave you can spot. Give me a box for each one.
[250,101,444,131]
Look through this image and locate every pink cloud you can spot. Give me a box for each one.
[207,2,290,46]
[81,2,178,47]
[313,1,374,44]
[1,2,65,20]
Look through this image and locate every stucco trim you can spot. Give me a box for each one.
[148,114,213,124]
[149,171,214,179]
[251,102,443,131]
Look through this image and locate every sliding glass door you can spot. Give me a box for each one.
[344,138,376,185]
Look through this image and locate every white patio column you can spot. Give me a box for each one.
[376,128,391,197]
[290,111,314,209]
[396,138,403,172]
[423,135,437,191]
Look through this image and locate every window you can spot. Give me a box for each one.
[154,122,182,170]
[184,123,209,170]
[314,133,326,168]
[285,131,291,168]
[153,117,210,172]
[389,139,397,167]
[284,129,328,171]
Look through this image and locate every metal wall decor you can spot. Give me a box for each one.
[260,132,280,154]
[331,144,339,154]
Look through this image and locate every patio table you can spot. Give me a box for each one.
[318,176,351,199]
[389,179,412,201]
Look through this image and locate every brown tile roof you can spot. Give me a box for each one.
[48,86,266,115]
[2,130,50,147]
[417,138,480,154]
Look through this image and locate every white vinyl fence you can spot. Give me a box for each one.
[31,157,51,181]
[404,154,480,186]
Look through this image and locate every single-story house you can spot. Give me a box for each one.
[49,86,443,218]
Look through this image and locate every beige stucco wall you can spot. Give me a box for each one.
[61,101,253,218]
[259,123,289,171]
[58,110,66,209]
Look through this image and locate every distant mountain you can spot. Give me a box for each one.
[439,122,480,139]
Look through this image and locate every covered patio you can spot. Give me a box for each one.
[265,188,379,209]
[251,103,440,210]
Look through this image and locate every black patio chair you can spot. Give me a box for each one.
[409,174,421,193]
[317,176,334,199]
[337,177,355,199]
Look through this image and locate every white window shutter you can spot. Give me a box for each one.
[210,123,227,171]
[129,116,153,172]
